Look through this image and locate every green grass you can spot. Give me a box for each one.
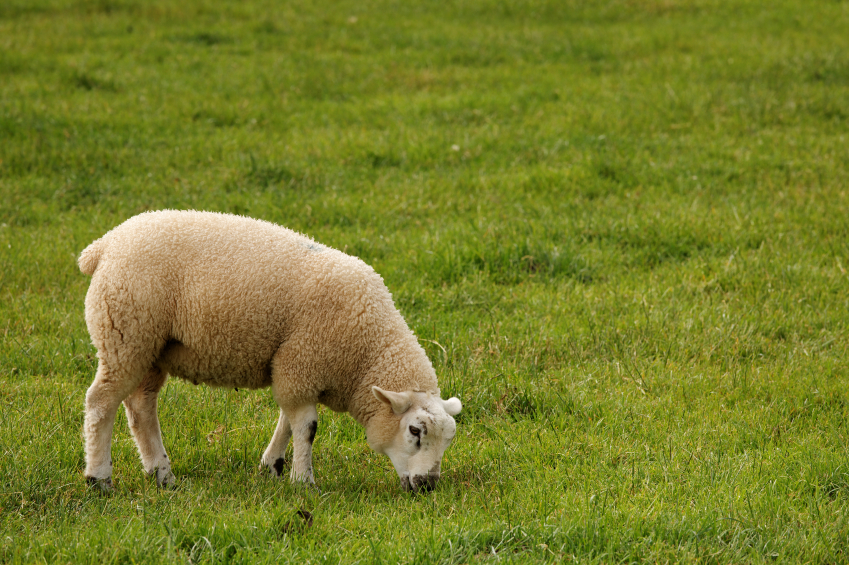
[2,0,849,562]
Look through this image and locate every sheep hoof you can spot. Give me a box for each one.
[155,467,176,489]
[86,476,114,493]
[290,470,319,493]
[261,457,288,477]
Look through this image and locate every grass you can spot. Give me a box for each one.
[1,0,848,562]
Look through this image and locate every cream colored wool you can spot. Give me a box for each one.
[79,210,461,491]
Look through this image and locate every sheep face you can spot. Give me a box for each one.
[370,387,462,492]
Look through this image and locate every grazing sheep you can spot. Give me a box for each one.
[78,210,461,492]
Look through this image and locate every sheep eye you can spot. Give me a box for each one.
[409,426,421,437]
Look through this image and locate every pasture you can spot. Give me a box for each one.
[1,0,848,562]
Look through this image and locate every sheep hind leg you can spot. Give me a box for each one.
[84,362,147,492]
[123,367,175,488]
[261,409,292,477]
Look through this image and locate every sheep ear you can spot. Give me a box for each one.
[443,397,462,416]
[372,387,412,415]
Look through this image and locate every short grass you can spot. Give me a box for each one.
[2,0,849,562]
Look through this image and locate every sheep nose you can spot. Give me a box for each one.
[411,473,439,492]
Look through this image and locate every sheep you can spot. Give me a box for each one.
[78,210,462,492]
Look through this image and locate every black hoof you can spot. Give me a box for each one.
[86,476,114,493]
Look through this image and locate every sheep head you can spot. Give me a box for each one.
[368,387,462,492]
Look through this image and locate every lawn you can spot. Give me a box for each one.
[1,0,848,562]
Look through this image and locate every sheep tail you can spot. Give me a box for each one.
[78,238,104,276]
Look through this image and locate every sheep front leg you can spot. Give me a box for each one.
[286,405,319,485]
[123,368,175,488]
[261,409,292,476]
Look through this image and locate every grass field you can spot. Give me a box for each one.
[2,0,849,562]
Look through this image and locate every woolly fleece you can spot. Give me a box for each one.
[78,210,459,490]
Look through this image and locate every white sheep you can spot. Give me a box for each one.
[78,210,462,492]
